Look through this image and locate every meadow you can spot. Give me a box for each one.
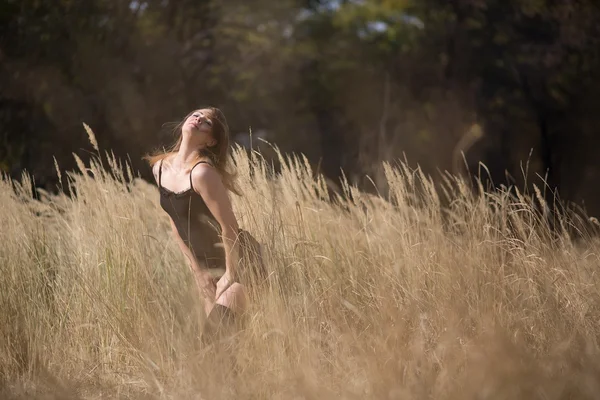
[2,130,600,399]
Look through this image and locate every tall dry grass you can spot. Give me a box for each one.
[1,131,600,399]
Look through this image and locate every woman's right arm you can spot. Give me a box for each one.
[168,218,195,265]
[168,217,217,311]
[152,162,201,267]
[153,162,216,308]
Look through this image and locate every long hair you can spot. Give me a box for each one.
[144,107,240,195]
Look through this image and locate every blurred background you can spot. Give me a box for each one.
[1,0,600,215]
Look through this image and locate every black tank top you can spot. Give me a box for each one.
[158,160,226,269]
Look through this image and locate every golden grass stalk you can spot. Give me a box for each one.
[1,127,600,399]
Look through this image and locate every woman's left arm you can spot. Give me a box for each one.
[191,165,241,294]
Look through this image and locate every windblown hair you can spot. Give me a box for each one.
[144,107,240,195]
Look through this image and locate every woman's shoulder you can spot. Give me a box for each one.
[190,160,222,191]
[192,156,215,168]
[151,158,163,183]
[155,153,179,173]
[191,160,218,179]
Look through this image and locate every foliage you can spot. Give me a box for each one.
[1,0,600,213]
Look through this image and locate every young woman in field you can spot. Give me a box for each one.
[145,107,254,341]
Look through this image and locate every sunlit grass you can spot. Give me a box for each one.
[1,129,600,399]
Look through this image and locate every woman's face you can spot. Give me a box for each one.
[182,109,215,144]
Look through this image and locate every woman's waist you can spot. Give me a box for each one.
[160,202,219,229]
[174,220,222,243]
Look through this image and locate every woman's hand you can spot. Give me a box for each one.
[215,271,247,314]
[215,270,235,301]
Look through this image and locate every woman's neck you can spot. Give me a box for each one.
[173,137,203,169]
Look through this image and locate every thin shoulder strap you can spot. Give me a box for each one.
[189,160,214,190]
[158,160,164,187]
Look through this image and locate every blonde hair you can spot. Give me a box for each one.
[144,107,240,195]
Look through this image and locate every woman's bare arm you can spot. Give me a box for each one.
[153,163,197,262]
[191,164,241,279]
[153,162,216,308]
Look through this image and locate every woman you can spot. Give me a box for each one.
[145,107,251,341]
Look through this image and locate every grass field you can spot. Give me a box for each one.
[2,132,600,399]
